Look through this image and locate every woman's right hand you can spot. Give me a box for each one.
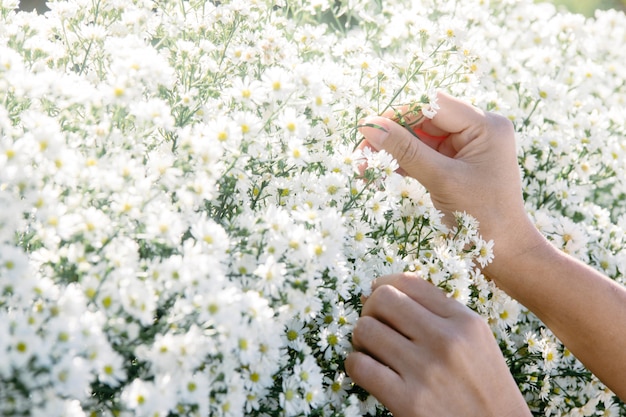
[357,92,544,280]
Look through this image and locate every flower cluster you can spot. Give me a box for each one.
[0,0,625,416]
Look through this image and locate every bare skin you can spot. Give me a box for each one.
[347,273,532,417]
[345,92,626,415]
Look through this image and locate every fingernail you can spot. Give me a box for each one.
[412,127,449,141]
[357,117,390,150]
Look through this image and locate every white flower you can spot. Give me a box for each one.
[143,202,185,246]
[542,342,561,371]
[286,138,311,167]
[121,379,155,414]
[228,76,264,104]
[118,278,157,326]
[7,318,44,368]
[363,147,400,177]
[131,98,175,131]
[0,244,29,287]
[318,322,350,361]
[421,89,440,119]
[475,238,495,267]
[190,216,229,254]
[283,318,307,350]
[494,294,522,329]
[95,347,126,387]
[206,115,240,148]
[294,355,324,391]
[365,191,391,224]
[233,110,262,138]
[177,371,210,415]
[254,255,286,299]
[262,66,294,100]
[279,107,310,138]
[50,356,91,401]
[280,376,305,417]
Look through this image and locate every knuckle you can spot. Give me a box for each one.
[370,284,395,303]
[370,283,400,305]
[459,309,488,333]
[394,272,419,291]
[437,311,487,351]
[451,312,488,344]
[351,316,376,346]
[488,113,515,135]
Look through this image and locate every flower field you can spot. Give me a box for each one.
[1,0,625,415]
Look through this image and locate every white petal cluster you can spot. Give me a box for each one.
[1,0,625,416]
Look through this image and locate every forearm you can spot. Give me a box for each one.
[486,225,626,399]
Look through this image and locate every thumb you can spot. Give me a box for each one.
[358,116,450,188]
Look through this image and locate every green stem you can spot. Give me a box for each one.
[380,39,446,115]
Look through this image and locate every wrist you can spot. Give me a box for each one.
[482,213,550,288]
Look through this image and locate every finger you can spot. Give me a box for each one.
[357,138,409,176]
[351,315,418,372]
[361,283,441,339]
[429,92,490,156]
[415,118,449,138]
[381,106,450,149]
[376,92,488,155]
[357,116,453,189]
[429,91,487,135]
[344,351,404,408]
[372,273,465,318]
[355,139,369,176]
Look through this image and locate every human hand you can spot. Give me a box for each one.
[344,273,531,417]
[357,92,543,278]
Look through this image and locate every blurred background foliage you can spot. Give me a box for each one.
[16,0,626,16]
[546,0,626,16]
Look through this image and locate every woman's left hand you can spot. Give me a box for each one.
[344,273,531,417]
